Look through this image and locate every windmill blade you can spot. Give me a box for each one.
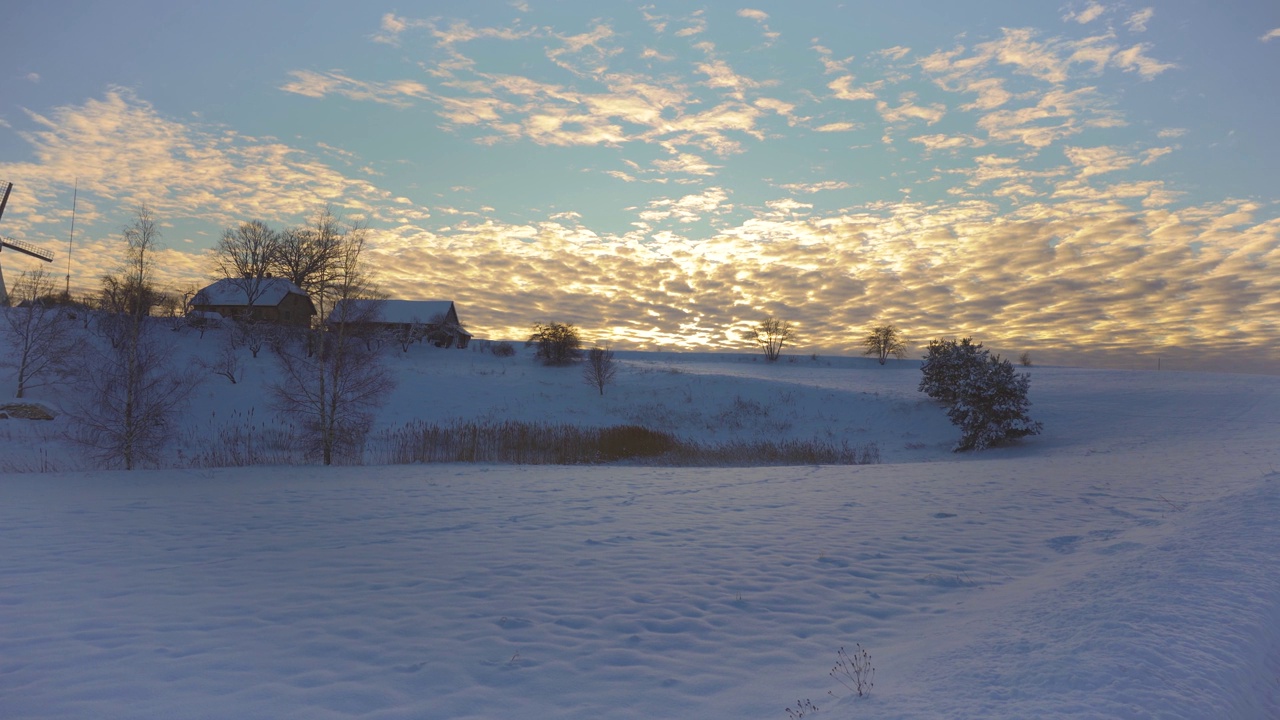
[1,236,55,262]
[0,181,11,223]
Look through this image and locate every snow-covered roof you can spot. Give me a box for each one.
[194,278,309,307]
[330,299,461,327]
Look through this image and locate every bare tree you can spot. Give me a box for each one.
[272,208,343,296]
[74,327,200,468]
[1,267,78,398]
[72,207,199,469]
[185,288,218,338]
[862,324,907,365]
[270,217,394,465]
[105,208,163,319]
[527,322,582,365]
[96,268,162,324]
[233,318,274,358]
[155,291,187,332]
[201,328,243,384]
[94,274,163,349]
[751,317,793,362]
[394,317,427,352]
[76,292,96,329]
[582,346,618,396]
[92,212,165,349]
[214,219,282,318]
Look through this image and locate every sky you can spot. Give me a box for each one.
[1,0,1279,370]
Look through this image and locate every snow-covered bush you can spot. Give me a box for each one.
[919,338,1042,451]
[919,337,987,405]
[944,354,1043,451]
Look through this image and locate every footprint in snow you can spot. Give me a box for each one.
[585,536,636,545]
[1095,541,1144,555]
[1046,535,1080,554]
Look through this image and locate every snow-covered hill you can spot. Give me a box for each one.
[2,324,1278,718]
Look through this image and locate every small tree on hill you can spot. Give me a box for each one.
[157,292,186,332]
[527,322,582,365]
[863,324,907,365]
[233,318,274,358]
[2,267,78,398]
[201,327,243,384]
[919,337,1042,452]
[944,354,1043,451]
[751,317,792,362]
[583,346,618,396]
[394,318,427,352]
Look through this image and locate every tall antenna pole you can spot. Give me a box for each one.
[65,178,77,297]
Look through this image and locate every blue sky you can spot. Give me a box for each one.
[2,1,1279,369]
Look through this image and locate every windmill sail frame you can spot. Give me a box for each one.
[1,236,56,262]
[0,182,57,306]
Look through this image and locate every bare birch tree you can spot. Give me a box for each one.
[270,217,394,465]
[1,267,78,398]
[72,206,199,469]
[75,324,200,468]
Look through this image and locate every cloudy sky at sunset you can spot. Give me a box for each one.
[2,1,1278,369]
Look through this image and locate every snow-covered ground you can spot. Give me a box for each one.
[2,329,1278,718]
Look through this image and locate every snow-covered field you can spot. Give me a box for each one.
[2,331,1279,718]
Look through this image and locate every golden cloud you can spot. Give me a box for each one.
[353,194,1280,372]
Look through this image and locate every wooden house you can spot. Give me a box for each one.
[190,278,315,327]
[328,299,472,348]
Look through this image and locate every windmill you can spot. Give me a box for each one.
[0,181,57,306]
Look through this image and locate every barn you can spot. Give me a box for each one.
[190,278,315,327]
[328,299,472,349]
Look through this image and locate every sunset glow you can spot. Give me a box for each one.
[2,1,1278,370]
